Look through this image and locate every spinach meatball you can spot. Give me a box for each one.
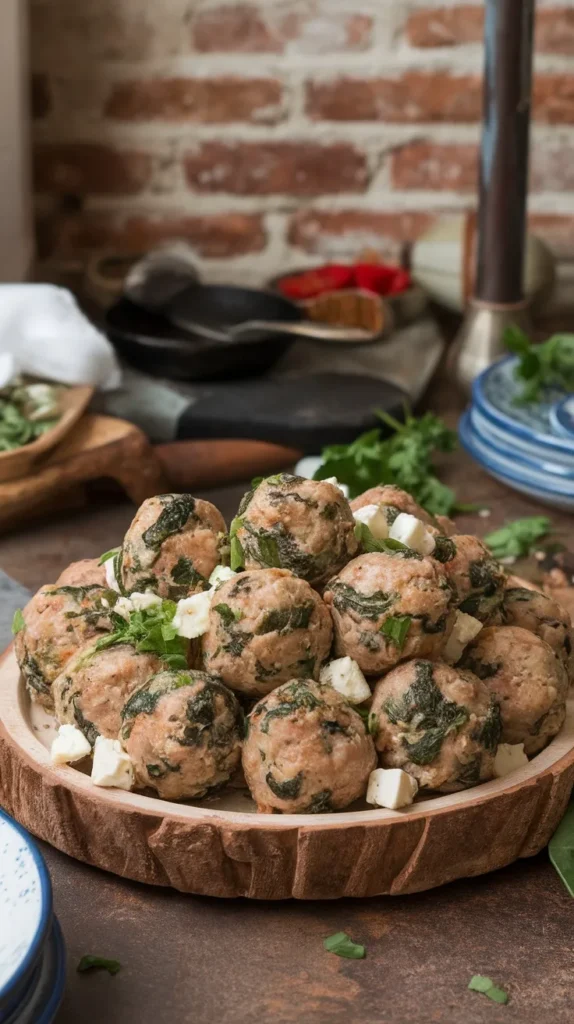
[120,494,226,598]
[14,583,113,708]
[53,643,164,744]
[460,626,568,755]
[121,670,243,800]
[443,535,506,622]
[323,552,454,676]
[370,659,501,792]
[501,585,573,679]
[202,568,332,697]
[231,473,357,588]
[350,485,439,530]
[55,559,106,587]
[242,679,376,813]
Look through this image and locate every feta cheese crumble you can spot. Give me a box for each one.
[105,553,121,593]
[352,504,389,540]
[50,724,91,765]
[388,513,436,556]
[323,476,350,499]
[209,565,237,589]
[91,736,134,790]
[366,768,418,810]
[320,656,371,704]
[114,596,134,620]
[493,743,529,778]
[444,611,483,664]
[173,590,212,639]
[130,592,163,613]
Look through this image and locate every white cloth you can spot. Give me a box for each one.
[0,284,121,390]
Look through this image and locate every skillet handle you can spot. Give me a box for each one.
[154,438,303,491]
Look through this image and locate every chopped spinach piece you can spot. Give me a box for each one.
[461,655,501,681]
[323,932,365,959]
[214,602,242,627]
[432,536,457,563]
[474,697,502,753]
[47,584,107,602]
[141,495,196,553]
[222,630,252,657]
[256,602,314,636]
[266,770,304,800]
[329,581,397,621]
[354,522,421,559]
[457,758,482,787]
[11,608,25,634]
[171,556,209,592]
[77,956,121,976]
[383,661,469,766]
[380,614,412,650]
[258,683,325,733]
[320,502,339,520]
[307,789,333,813]
[21,649,49,697]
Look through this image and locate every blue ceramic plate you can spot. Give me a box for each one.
[0,810,53,1022]
[550,395,574,441]
[3,918,66,1024]
[469,406,574,479]
[460,410,574,511]
[474,356,574,456]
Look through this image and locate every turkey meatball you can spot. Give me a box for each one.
[121,670,243,800]
[323,551,454,676]
[202,568,332,697]
[53,643,164,744]
[120,494,226,599]
[460,626,568,754]
[501,585,573,679]
[14,583,113,708]
[350,485,439,530]
[232,473,357,588]
[55,559,106,587]
[242,679,376,813]
[443,535,506,622]
[370,659,501,791]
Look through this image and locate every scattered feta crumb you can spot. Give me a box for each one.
[478,508,492,518]
[130,592,162,613]
[323,476,350,499]
[353,504,389,540]
[0,351,17,389]
[114,596,134,620]
[91,736,134,790]
[50,724,91,765]
[209,565,237,589]
[366,768,418,810]
[444,611,484,664]
[493,743,529,778]
[320,656,371,704]
[389,513,436,556]
[105,554,121,593]
[294,455,323,480]
[173,591,212,638]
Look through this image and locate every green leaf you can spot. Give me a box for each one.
[230,535,244,571]
[98,547,119,565]
[380,614,412,650]
[505,325,574,403]
[484,516,551,559]
[468,975,508,1004]
[77,955,121,976]
[11,609,25,634]
[323,932,366,959]
[549,801,574,897]
[214,602,242,627]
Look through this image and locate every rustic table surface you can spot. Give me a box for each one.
[1,375,573,1024]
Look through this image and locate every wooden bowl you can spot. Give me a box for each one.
[0,386,93,484]
[0,646,572,900]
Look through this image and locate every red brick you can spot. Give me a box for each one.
[536,9,574,55]
[104,77,284,124]
[184,141,369,196]
[34,144,153,196]
[533,75,574,123]
[528,215,574,258]
[531,145,574,191]
[392,141,478,191]
[192,3,372,54]
[40,211,267,260]
[306,73,482,123]
[289,210,437,257]
[406,6,483,47]
[31,73,51,120]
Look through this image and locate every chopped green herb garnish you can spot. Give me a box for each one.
[95,601,188,668]
[323,932,366,960]
[380,614,412,650]
[354,522,420,559]
[505,323,574,403]
[484,516,551,559]
[468,975,508,1004]
[77,956,122,976]
[549,801,574,898]
[98,548,119,565]
[214,602,242,626]
[11,609,25,634]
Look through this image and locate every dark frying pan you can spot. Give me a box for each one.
[105,285,302,381]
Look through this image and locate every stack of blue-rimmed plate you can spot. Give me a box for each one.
[460,355,574,511]
[0,809,66,1024]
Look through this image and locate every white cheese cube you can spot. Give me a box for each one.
[366,768,418,810]
[0,351,17,388]
[114,596,134,620]
[104,552,121,593]
[209,565,237,589]
[320,657,371,704]
[444,611,483,664]
[352,504,389,540]
[173,591,212,639]
[388,513,436,555]
[493,743,529,778]
[130,592,162,612]
[323,476,350,499]
[50,724,92,765]
[91,737,134,790]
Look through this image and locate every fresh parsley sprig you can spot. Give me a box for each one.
[314,409,458,516]
[505,324,574,403]
[323,932,366,959]
[468,975,508,1004]
[484,516,551,560]
[95,602,188,669]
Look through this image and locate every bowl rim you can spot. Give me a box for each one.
[0,808,53,1009]
[466,408,574,480]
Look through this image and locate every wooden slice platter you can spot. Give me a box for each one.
[0,645,573,900]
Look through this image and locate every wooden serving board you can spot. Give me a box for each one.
[1,647,573,900]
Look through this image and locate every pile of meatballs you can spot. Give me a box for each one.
[14,476,573,815]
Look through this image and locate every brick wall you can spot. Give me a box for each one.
[30,0,574,286]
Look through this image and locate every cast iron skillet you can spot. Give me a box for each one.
[106,285,302,381]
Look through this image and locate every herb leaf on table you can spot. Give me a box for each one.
[484,516,551,560]
[77,955,122,975]
[11,609,25,634]
[468,975,509,1004]
[323,932,366,959]
[505,324,574,403]
[314,410,458,515]
[549,801,574,897]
